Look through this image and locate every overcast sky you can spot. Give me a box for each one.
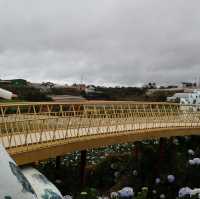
[0,0,200,86]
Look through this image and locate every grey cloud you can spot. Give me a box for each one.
[0,0,200,86]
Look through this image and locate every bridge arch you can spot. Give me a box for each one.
[11,127,200,165]
[0,101,200,165]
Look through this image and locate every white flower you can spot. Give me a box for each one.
[189,159,195,166]
[63,195,73,199]
[152,190,157,194]
[178,187,192,198]
[110,192,119,198]
[91,161,95,165]
[178,187,200,198]
[167,175,175,183]
[193,158,200,165]
[154,140,159,144]
[189,158,200,166]
[188,149,195,156]
[80,192,87,195]
[160,194,165,199]
[173,138,179,145]
[142,187,148,191]
[190,188,200,197]
[111,163,117,169]
[118,187,134,198]
[155,178,161,184]
[114,171,120,178]
[132,170,138,176]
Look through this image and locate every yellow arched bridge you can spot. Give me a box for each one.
[1,101,200,165]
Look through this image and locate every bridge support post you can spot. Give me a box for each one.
[159,138,166,163]
[134,142,140,162]
[80,150,87,187]
[155,137,167,176]
[56,156,61,169]
[133,141,141,170]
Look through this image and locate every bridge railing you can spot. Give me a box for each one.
[0,102,200,151]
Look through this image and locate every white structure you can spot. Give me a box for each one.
[22,168,63,199]
[167,93,189,102]
[180,90,200,106]
[167,90,200,111]
[0,88,15,100]
[167,90,200,105]
[85,85,96,93]
[0,144,63,199]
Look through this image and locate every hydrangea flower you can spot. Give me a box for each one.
[63,195,73,199]
[114,171,120,178]
[193,158,200,165]
[167,175,175,183]
[160,194,165,199]
[173,138,179,145]
[132,170,138,176]
[155,177,161,184]
[190,188,200,197]
[178,187,192,198]
[152,190,157,194]
[142,187,148,191]
[189,158,200,165]
[110,163,117,169]
[178,187,200,198]
[118,187,134,198]
[189,159,195,166]
[110,192,119,198]
[80,192,87,195]
[188,149,195,156]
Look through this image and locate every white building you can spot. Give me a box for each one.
[180,90,200,105]
[167,90,200,111]
[85,85,96,93]
[167,93,189,102]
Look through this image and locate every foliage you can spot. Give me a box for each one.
[84,86,178,102]
[49,87,81,96]
[146,90,177,102]
[0,85,52,101]
[85,87,147,101]
[76,188,98,199]
[37,136,200,199]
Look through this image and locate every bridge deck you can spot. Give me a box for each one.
[0,102,200,165]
